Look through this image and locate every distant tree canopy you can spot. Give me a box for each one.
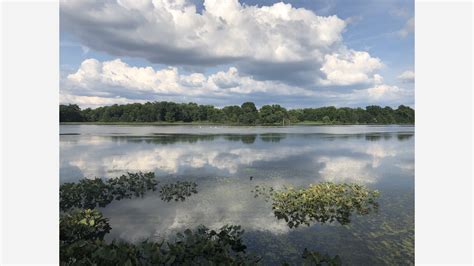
[59,102,414,125]
[60,104,83,122]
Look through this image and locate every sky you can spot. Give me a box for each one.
[60,0,414,109]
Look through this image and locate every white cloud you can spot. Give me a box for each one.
[397,70,415,83]
[373,74,384,85]
[315,77,411,106]
[61,58,412,108]
[61,58,319,107]
[60,94,142,107]
[60,0,382,86]
[366,84,402,100]
[397,17,414,38]
[61,0,345,63]
[319,49,383,86]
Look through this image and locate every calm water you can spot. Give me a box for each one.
[60,125,414,265]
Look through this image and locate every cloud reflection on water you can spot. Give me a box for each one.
[61,130,413,240]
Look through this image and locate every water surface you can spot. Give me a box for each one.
[60,125,414,265]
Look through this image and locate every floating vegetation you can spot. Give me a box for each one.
[301,248,342,266]
[58,172,389,265]
[255,188,412,265]
[253,183,380,228]
[60,210,260,265]
[60,209,111,245]
[159,181,198,202]
[60,172,158,212]
[252,184,275,201]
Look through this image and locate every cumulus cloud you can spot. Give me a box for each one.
[61,58,319,107]
[61,58,412,108]
[319,49,383,85]
[366,84,402,100]
[60,0,383,86]
[397,70,415,83]
[316,80,412,107]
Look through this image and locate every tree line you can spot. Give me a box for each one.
[60,101,414,124]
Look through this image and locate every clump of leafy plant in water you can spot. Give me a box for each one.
[60,172,158,212]
[60,209,111,245]
[301,248,342,266]
[60,209,260,265]
[253,182,380,228]
[159,181,198,202]
[59,173,346,264]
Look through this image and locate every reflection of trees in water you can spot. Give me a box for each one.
[111,134,260,145]
[117,133,286,145]
[224,134,257,144]
[397,133,414,141]
[364,132,413,142]
[110,134,216,145]
[365,134,386,141]
[107,132,413,146]
[304,132,413,142]
[260,133,287,143]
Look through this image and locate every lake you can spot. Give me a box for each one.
[60,125,414,265]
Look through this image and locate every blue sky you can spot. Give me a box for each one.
[60,0,414,109]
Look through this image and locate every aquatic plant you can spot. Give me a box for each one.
[159,181,198,202]
[59,175,350,265]
[60,211,260,266]
[254,183,380,228]
[301,248,342,266]
[60,172,158,212]
[60,209,111,245]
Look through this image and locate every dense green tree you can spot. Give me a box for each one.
[395,105,415,123]
[60,104,83,122]
[59,102,414,125]
[239,102,259,124]
[222,105,243,123]
[259,104,289,124]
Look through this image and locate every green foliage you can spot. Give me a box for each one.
[60,102,414,124]
[107,172,158,200]
[60,209,111,245]
[59,176,364,265]
[60,218,260,266]
[254,183,380,228]
[60,104,84,122]
[60,172,158,212]
[252,184,275,202]
[301,248,342,266]
[159,181,198,202]
[259,104,289,124]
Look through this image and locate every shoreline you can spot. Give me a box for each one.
[60,121,415,126]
